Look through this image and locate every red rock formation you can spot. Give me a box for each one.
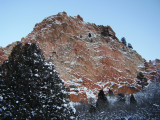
[0,12,159,102]
[107,25,115,37]
[0,42,18,64]
[0,48,7,64]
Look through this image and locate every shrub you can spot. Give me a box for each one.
[96,90,109,110]
[128,43,133,49]
[121,37,127,46]
[101,26,109,36]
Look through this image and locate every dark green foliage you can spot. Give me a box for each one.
[121,37,127,46]
[137,72,148,89]
[130,94,137,105]
[97,90,107,102]
[101,26,109,36]
[89,105,96,113]
[128,43,133,49]
[117,93,126,103]
[137,72,145,80]
[0,42,75,119]
[96,90,109,110]
[108,89,114,96]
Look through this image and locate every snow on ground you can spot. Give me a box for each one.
[96,81,108,88]
[54,20,62,25]
[83,87,97,100]
[110,66,123,73]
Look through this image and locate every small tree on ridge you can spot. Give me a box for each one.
[121,37,127,46]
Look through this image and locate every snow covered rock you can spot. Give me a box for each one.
[0,12,160,102]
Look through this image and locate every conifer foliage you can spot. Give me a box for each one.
[0,42,75,119]
[130,94,137,105]
[137,72,148,89]
[117,93,126,103]
[101,26,109,36]
[108,89,114,96]
[96,89,109,110]
[121,37,127,46]
[128,43,133,49]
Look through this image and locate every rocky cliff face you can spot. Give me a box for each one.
[0,12,159,102]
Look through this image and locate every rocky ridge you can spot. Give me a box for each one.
[0,12,159,102]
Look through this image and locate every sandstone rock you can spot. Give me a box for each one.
[0,12,159,102]
[107,25,115,37]
[0,47,7,64]
[77,15,83,21]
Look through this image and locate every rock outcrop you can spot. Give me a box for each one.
[0,12,159,102]
[0,47,8,64]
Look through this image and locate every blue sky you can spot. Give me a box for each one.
[0,0,160,61]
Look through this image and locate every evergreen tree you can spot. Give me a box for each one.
[0,42,75,119]
[108,89,114,96]
[0,64,8,119]
[130,94,137,105]
[96,89,109,110]
[128,43,133,49]
[117,93,126,103]
[89,105,96,113]
[137,72,145,80]
[101,26,109,36]
[121,37,127,46]
[137,72,148,89]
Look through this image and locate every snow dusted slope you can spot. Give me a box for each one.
[1,12,159,102]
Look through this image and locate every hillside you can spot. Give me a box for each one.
[0,12,159,102]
